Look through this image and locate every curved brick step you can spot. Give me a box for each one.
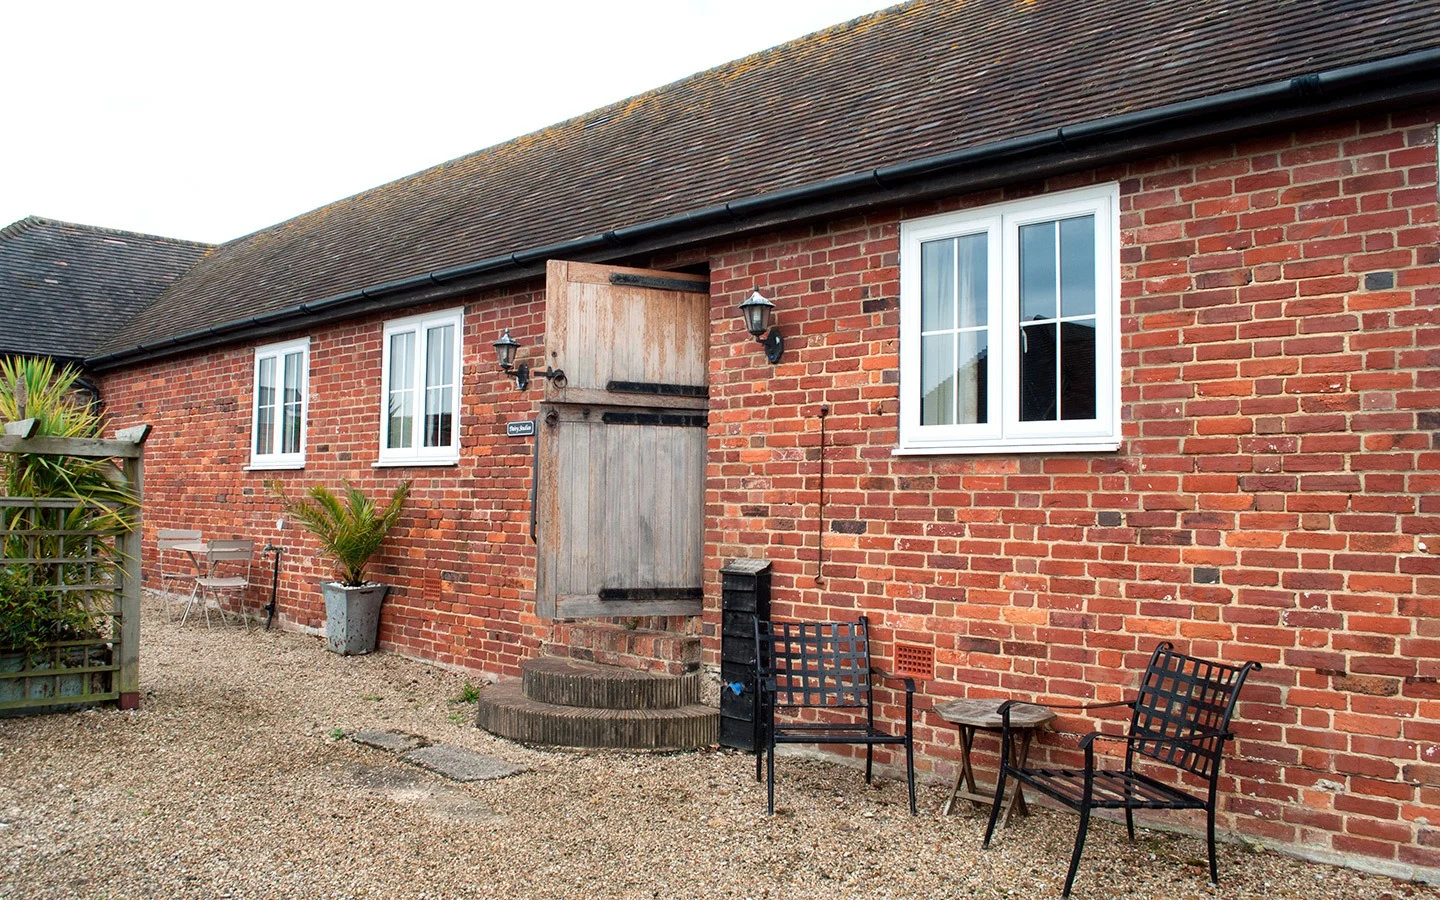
[522,656,701,709]
[475,679,717,750]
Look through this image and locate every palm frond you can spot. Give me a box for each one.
[271,480,412,587]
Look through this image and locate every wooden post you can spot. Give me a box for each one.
[115,425,148,710]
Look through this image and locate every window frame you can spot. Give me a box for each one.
[378,307,463,466]
[249,337,310,470]
[897,183,1122,455]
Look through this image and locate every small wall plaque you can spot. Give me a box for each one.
[506,420,536,437]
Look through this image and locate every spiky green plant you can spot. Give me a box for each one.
[273,480,411,586]
[0,357,135,653]
[0,357,134,530]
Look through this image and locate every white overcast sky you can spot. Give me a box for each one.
[2,1,892,245]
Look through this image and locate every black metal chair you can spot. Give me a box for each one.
[752,615,916,815]
[983,641,1261,897]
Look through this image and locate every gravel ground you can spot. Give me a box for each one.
[1,593,1436,900]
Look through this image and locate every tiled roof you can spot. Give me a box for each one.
[98,0,1440,359]
[0,217,210,362]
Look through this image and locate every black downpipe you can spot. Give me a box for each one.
[815,405,828,584]
[261,542,282,630]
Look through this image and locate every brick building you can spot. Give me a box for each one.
[77,0,1440,882]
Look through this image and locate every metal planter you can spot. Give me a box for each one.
[0,641,115,716]
[321,582,389,655]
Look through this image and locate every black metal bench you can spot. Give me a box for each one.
[752,615,916,815]
[983,641,1261,896]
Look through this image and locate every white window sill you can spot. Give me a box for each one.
[373,458,459,468]
[245,460,305,471]
[893,440,1121,456]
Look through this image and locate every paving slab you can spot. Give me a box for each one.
[341,763,508,824]
[401,744,526,782]
[349,730,429,753]
[349,763,430,790]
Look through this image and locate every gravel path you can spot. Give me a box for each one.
[1,593,1435,899]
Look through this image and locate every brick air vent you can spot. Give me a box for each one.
[893,643,934,681]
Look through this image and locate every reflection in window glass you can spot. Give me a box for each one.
[1019,222,1057,321]
[921,240,955,331]
[255,356,276,455]
[958,332,988,425]
[424,324,454,448]
[1060,216,1096,318]
[1060,321,1097,420]
[1018,215,1098,423]
[387,331,415,450]
[1020,322,1057,422]
[920,233,988,425]
[282,351,303,454]
[921,333,954,425]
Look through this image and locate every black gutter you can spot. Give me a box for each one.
[86,47,1440,372]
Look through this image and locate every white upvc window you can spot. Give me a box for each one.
[898,183,1121,455]
[379,308,462,465]
[250,338,309,469]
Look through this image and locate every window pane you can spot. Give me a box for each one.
[425,388,453,447]
[1019,322,1058,422]
[956,233,987,328]
[281,351,303,455]
[1060,319,1097,420]
[921,239,954,330]
[426,324,454,389]
[423,324,455,448]
[1060,215,1096,319]
[255,356,276,455]
[958,330,988,425]
[1019,221,1057,321]
[920,333,955,425]
[921,332,989,426]
[387,331,415,450]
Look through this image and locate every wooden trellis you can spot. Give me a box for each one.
[0,418,148,713]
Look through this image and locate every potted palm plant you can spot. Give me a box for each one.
[274,480,411,655]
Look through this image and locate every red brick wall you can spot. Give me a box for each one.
[99,109,1439,877]
[702,111,1438,878]
[102,282,552,675]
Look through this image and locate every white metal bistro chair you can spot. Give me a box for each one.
[181,539,254,628]
[156,529,203,623]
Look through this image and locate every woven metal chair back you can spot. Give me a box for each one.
[757,617,873,709]
[1128,641,1257,779]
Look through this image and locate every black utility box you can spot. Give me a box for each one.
[719,558,771,751]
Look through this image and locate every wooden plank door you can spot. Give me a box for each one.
[535,261,709,618]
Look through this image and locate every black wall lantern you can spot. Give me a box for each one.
[492,329,566,391]
[739,287,784,364]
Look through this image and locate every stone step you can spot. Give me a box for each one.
[523,656,701,710]
[545,621,701,676]
[475,679,717,750]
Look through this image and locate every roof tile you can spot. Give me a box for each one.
[99,0,1440,356]
[0,218,210,361]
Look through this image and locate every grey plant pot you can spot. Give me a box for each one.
[0,643,113,717]
[321,582,390,655]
